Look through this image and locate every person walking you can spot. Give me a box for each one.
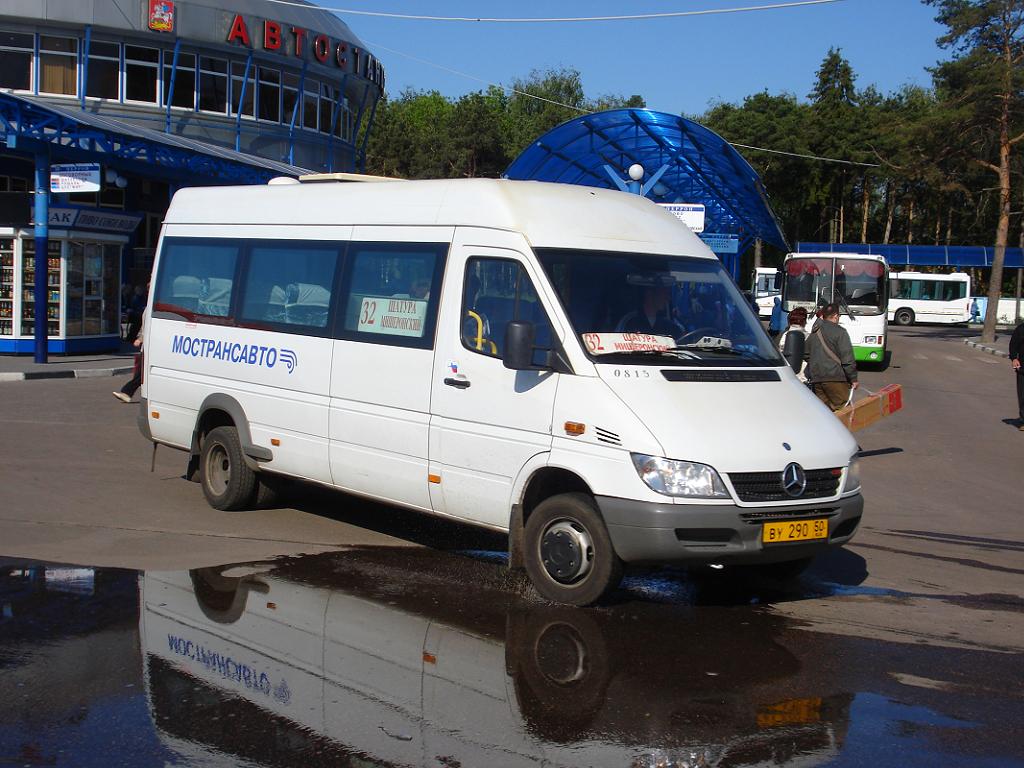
[768,295,785,338]
[778,307,809,382]
[1011,319,1024,430]
[805,303,858,411]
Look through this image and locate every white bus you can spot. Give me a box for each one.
[887,271,971,325]
[781,252,889,364]
[751,266,782,318]
[138,177,862,605]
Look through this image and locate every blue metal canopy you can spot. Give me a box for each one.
[797,242,1024,269]
[504,108,787,252]
[0,91,310,185]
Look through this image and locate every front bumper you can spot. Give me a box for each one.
[597,493,863,565]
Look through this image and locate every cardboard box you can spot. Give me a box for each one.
[835,384,903,432]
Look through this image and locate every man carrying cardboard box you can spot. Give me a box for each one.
[805,303,858,412]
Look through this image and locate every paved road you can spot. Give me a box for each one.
[1,325,1022,766]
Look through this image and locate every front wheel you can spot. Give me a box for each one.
[200,425,257,511]
[523,493,622,606]
[893,308,915,326]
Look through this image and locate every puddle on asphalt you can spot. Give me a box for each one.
[1,550,1022,767]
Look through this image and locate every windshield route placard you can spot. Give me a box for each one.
[583,332,676,355]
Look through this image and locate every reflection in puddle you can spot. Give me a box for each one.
[1,553,1022,767]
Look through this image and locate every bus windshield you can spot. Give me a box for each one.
[536,249,783,365]
[784,257,886,316]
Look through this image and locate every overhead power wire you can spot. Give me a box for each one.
[270,0,843,23]
[365,41,880,167]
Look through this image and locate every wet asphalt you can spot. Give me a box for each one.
[1,548,1022,768]
[2,326,1023,767]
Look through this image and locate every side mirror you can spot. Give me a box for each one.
[782,330,805,374]
[503,320,535,370]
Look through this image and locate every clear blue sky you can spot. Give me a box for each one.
[317,0,945,115]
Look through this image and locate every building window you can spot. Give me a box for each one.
[302,78,318,130]
[162,51,195,109]
[85,40,119,100]
[319,82,335,134]
[39,35,78,96]
[230,61,254,117]
[124,45,159,103]
[0,30,33,91]
[282,71,299,125]
[198,56,227,113]
[257,66,280,122]
[335,97,349,141]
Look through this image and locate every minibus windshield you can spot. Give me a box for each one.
[536,249,783,365]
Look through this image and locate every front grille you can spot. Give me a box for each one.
[739,507,840,524]
[729,468,841,503]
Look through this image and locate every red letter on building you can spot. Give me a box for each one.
[226,14,250,46]
[313,33,330,63]
[290,27,307,56]
[264,20,281,51]
[335,42,347,68]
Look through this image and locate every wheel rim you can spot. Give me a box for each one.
[534,622,588,685]
[205,443,231,496]
[539,518,594,584]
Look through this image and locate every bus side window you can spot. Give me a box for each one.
[337,242,447,349]
[154,240,239,321]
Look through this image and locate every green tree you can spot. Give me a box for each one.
[927,0,1024,342]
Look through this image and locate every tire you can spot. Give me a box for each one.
[523,493,622,606]
[200,425,257,511]
[506,607,611,742]
[893,308,915,326]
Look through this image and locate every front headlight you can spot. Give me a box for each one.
[842,456,861,494]
[631,454,729,498]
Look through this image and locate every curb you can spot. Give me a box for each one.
[0,366,133,383]
[964,339,1010,359]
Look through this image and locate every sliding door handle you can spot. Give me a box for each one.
[443,377,471,389]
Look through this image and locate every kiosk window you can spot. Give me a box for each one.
[339,243,446,349]
[462,258,553,359]
[240,243,338,330]
[154,240,238,321]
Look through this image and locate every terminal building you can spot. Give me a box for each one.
[0,0,383,353]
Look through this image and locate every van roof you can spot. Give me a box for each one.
[163,177,713,257]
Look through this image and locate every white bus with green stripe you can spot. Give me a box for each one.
[782,252,889,364]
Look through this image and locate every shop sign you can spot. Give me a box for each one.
[658,203,705,233]
[148,0,175,33]
[224,13,385,88]
[50,164,101,194]
[42,207,142,233]
[699,232,740,254]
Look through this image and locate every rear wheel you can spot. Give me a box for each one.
[893,308,915,326]
[200,426,257,511]
[523,493,622,606]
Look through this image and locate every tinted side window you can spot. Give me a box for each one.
[154,240,238,320]
[338,242,447,349]
[240,242,339,331]
[463,257,553,359]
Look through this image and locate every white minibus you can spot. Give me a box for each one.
[138,178,863,605]
[888,271,971,325]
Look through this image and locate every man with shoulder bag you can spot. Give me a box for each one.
[805,303,858,411]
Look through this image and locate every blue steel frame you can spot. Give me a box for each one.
[505,109,788,279]
[797,242,1024,269]
[1,93,288,185]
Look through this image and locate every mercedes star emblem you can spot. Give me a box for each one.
[782,462,807,497]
